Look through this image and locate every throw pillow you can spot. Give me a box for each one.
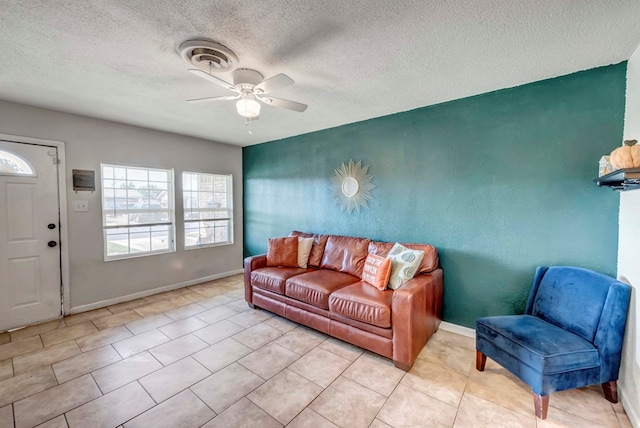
[297,237,315,268]
[387,243,425,290]
[266,237,299,268]
[362,253,392,291]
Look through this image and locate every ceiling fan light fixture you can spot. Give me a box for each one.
[236,93,261,118]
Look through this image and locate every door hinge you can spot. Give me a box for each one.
[52,157,60,165]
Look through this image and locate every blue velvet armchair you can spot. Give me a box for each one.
[475,266,631,419]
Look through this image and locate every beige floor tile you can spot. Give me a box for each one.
[139,356,210,403]
[318,337,364,362]
[35,414,68,428]
[378,383,458,428]
[342,352,405,396]
[125,313,173,335]
[201,397,281,428]
[192,362,264,413]
[14,374,101,428]
[539,404,615,428]
[66,381,155,428]
[159,316,209,339]
[124,389,215,428]
[310,376,386,428]
[249,369,323,425]
[75,325,133,352]
[0,358,13,381]
[0,404,12,428]
[287,407,338,428]
[13,340,81,374]
[617,411,633,428]
[193,338,253,373]
[143,290,181,303]
[238,342,300,380]
[549,385,620,427]
[52,345,122,383]
[369,419,392,428]
[400,358,468,406]
[10,319,66,341]
[106,298,148,314]
[189,284,226,298]
[263,315,299,333]
[40,322,98,347]
[196,306,241,324]
[465,358,533,417]
[289,347,351,388]
[454,393,535,428]
[194,320,245,345]
[227,309,274,328]
[182,291,208,303]
[226,299,251,313]
[63,308,112,326]
[232,322,283,349]
[200,295,234,309]
[149,333,209,366]
[0,366,58,407]
[0,332,9,345]
[92,309,142,330]
[164,302,207,321]
[112,328,170,358]
[273,326,326,355]
[166,295,194,307]
[418,330,475,376]
[0,335,43,361]
[133,300,178,317]
[92,351,163,393]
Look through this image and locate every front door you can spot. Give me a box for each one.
[0,140,62,331]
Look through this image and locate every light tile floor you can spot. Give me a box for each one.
[0,274,633,428]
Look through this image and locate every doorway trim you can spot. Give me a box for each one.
[0,133,71,316]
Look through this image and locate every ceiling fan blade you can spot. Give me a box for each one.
[188,69,237,92]
[255,73,294,94]
[258,96,308,112]
[187,94,240,103]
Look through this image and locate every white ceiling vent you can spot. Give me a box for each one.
[178,40,238,73]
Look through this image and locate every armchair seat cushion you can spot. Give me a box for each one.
[476,315,599,375]
[252,267,313,295]
[329,282,394,328]
[285,270,359,309]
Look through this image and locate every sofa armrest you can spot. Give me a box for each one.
[391,269,443,370]
[244,254,267,304]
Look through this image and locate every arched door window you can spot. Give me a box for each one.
[0,149,36,176]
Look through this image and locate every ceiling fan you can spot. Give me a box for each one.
[187,68,308,120]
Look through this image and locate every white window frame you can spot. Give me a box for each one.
[182,171,233,249]
[101,163,176,260]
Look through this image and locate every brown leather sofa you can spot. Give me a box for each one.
[243,232,443,370]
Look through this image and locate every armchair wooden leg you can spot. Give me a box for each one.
[475,350,487,371]
[602,381,618,403]
[533,393,549,419]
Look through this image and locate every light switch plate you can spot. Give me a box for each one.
[73,200,88,212]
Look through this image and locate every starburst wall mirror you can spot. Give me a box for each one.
[330,160,375,214]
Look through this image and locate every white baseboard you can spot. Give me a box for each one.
[439,321,475,338]
[68,269,244,315]
[620,389,639,428]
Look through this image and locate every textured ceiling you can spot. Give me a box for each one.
[1,1,640,147]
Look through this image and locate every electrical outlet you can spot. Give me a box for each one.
[73,200,88,212]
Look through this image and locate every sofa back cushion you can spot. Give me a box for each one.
[266,237,299,268]
[368,241,439,273]
[290,231,329,268]
[320,235,371,278]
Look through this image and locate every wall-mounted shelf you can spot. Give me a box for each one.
[594,168,640,191]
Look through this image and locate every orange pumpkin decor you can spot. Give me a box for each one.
[609,140,640,170]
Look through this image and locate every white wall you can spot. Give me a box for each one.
[0,99,243,309]
[620,49,640,427]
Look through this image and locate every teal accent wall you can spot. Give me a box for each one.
[243,64,626,328]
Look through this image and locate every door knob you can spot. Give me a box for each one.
[48,223,56,229]
[48,241,57,247]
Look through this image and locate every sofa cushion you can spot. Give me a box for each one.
[266,237,299,268]
[362,254,392,291]
[387,243,425,290]
[476,315,599,374]
[296,237,315,268]
[369,241,439,274]
[291,231,329,268]
[285,270,359,309]
[252,267,313,295]
[320,235,370,278]
[329,282,394,328]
